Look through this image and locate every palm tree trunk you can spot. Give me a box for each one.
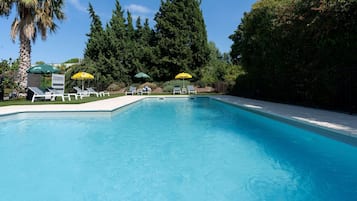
[18,32,31,90]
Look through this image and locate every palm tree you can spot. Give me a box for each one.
[0,0,13,15]
[0,0,65,90]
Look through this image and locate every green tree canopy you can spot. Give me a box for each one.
[84,3,105,62]
[230,0,357,112]
[82,0,212,89]
[154,0,209,81]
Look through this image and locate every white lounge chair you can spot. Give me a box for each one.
[125,86,136,95]
[85,87,99,97]
[87,87,110,97]
[28,87,65,102]
[173,86,181,94]
[73,86,89,98]
[142,86,152,95]
[187,85,197,94]
[50,73,76,100]
[47,88,71,101]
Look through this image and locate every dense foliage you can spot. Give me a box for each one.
[230,0,357,112]
[82,0,210,89]
[154,0,210,80]
[80,1,156,90]
[200,42,244,91]
[0,59,19,95]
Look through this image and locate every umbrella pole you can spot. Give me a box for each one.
[82,80,84,91]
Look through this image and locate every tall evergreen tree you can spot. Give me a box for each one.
[186,0,210,77]
[141,18,157,77]
[135,16,143,38]
[154,0,209,81]
[134,17,156,77]
[143,18,153,45]
[84,3,104,62]
[125,11,135,40]
[83,3,114,90]
[105,0,129,83]
[124,10,142,78]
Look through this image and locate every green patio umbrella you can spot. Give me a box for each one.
[27,64,60,74]
[27,64,61,89]
[134,72,150,79]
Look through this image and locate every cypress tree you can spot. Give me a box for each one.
[133,17,145,74]
[188,0,210,77]
[143,18,153,45]
[140,18,156,77]
[154,0,209,81]
[83,3,112,90]
[126,11,135,40]
[105,0,129,83]
[84,3,104,61]
[83,0,157,87]
[135,16,143,40]
[125,10,143,78]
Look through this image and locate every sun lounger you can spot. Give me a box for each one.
[173,86,181,94]
[87,87,110,97]
[47,88,72,101]
[73,86,89,98]
[84,87,99,97]
[187,85,197,94]
[125,86,137,95]
[142,86,152,95]
[28,87,65,102]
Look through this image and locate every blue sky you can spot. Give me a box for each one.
[0,0,256,64]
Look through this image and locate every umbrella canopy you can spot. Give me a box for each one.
[175,72,192,79]
[27,64,60,74]
[71,72,94,80]
[134,72,150,79]
[175,72,192,88]
[71,72,94,90]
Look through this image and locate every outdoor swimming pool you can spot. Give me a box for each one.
[0,97,356,200]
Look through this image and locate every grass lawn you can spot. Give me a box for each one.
[0,93,124,107]
[0,92,216,107]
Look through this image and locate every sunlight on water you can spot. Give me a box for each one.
[0,98,356,201]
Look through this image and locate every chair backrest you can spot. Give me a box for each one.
[187,85,194,90]
[129,86,136,92]
[52,74,65,94]
[73,86,82,92]
[47,88,62,94]
[87,87,96,92]
[28,87,45,95]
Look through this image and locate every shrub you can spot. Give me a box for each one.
[138,82,157,90]
[162,80,191,92]
[107,82,125,91]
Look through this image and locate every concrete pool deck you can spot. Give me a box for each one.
[213,95,357,139]
[0,95,356,140]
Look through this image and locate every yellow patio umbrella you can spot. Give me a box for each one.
[71,72,94,90]
[175,72,192,88]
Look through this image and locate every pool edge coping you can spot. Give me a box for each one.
[211,96,357,146]
[0,96,203,118]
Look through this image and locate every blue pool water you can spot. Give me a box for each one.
[0,97,356,200]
